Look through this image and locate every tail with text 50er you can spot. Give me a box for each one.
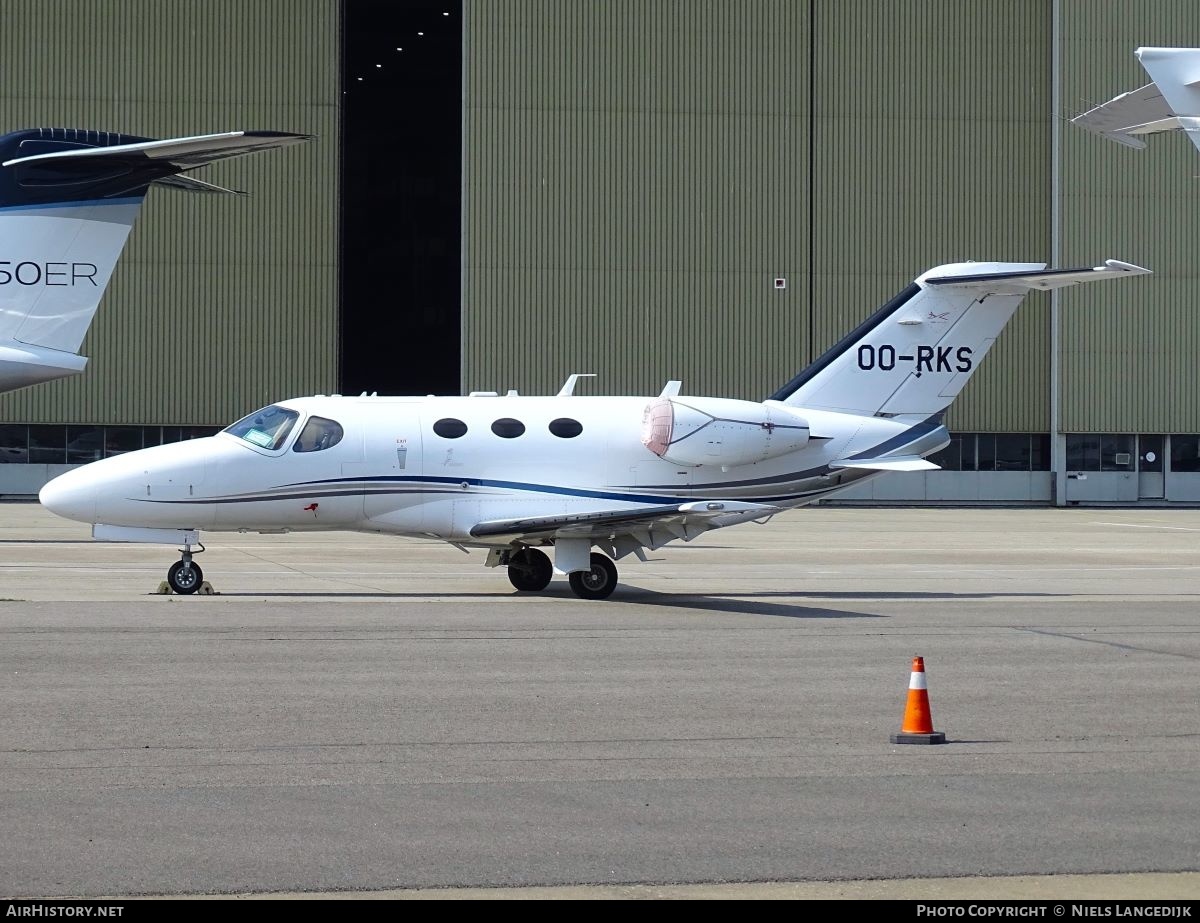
[0,127,310,393]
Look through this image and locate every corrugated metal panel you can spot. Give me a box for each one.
[0,0,338,425]
[812,0,1051,432]
[1058,0,1200,433]
[464,0,811,400]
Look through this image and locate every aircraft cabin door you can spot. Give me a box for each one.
[360,403,424,529]
[1138,435,1164,500]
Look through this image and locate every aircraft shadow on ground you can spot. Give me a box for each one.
[214,587,884,619]
[610,589,882,618]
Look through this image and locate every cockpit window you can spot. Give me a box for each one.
[223,405,300,451]
[293,415,344,453]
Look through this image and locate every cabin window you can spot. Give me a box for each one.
[491,418,525,438]
[293,415,344,453]
[224,405,299,451]
[433,418,468,439]
[548,418,583,438]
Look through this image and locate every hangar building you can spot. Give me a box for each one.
[1,0,1197,506]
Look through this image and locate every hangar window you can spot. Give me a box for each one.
[67,426,103,464]
[1100,434,1135,471]
[0,424,28,463]
[491,418,525,438]
[433,418,468,439]
[293,416,344,453]
[1170,435,1200,472]
[1066,434,1101,471]
[28,425,66,464]
[927,434,966,470]
[224,405,300,451]
[104,427,143,457]
[928,434,1050,472]
[548,418,583,438]
[994,434,1032,471]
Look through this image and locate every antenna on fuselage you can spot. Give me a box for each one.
[556,373,596,396]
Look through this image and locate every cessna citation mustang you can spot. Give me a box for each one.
[41,258,1149,600]
[1071,47,1200,157]
[0,126,310,393]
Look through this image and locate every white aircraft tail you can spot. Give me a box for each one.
[769,260,1150,417]
[0,127,310,390]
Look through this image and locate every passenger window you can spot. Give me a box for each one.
[549,418,583,438]
[433,418,468,439]
[491,418,525,438]
[293,416,344,453]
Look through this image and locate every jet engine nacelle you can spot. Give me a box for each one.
[641,396,810,468]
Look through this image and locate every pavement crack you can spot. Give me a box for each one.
[1016,627,1200,661]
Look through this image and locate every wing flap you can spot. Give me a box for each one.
[469,500,780,542]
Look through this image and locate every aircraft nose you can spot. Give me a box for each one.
[39,470,98,524]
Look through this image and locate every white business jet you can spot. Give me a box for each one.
[40,258,1148,599]
[1071,47,1200,156]
[0,126,310,393]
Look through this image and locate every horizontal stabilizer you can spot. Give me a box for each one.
[2,130,312,170]
[924,259,1151,293]
[831,456,940,472]
[1070,83,1177,149]
[1071,47,1200,157]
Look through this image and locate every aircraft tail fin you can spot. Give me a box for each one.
[768,260,1150,418]
[0,128,310,388]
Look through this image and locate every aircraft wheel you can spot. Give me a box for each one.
[567,553,618,600]
[167,560,204,595]
[507,547,552,592]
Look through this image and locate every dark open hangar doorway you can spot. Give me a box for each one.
[339,0,462,398]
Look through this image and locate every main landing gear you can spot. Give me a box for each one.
[166,542,205,595]
[502,547,620,600]
[567,553,618,600]
[507,547,553,592]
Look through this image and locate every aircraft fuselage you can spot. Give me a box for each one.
[39,393,947,545]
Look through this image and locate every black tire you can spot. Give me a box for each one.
[507,547,552,592]
[167,560,203,595]
[567,553,618,600]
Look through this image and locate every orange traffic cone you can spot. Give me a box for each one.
[890,655,946,744]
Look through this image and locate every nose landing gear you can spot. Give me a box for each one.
[166,541,206,595]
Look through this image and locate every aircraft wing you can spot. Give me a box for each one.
[469,500,781,550]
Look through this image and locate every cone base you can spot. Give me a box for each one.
[890,731,946,745]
